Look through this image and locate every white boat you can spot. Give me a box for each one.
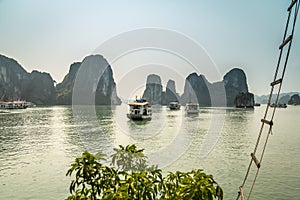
[169,101,181,110]
[0,101,9,109]
[127,99,152,121]
[185,102,199,115]
[0,101,32,109]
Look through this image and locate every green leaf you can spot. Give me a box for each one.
[65,144,223,200]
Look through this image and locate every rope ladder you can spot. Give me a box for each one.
[236,1,299,199]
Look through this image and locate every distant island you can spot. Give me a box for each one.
[255,92,300,105]
[0,53,263,107]
[142,68,255,107]
[0,54,121,105]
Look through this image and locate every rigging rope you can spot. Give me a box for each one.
[236,1,299,199]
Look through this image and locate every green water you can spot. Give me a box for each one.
[0,105,299,199]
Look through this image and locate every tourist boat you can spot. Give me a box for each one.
[127,99,152,121]
[0,100,33,109]
[185,102,199,114]
[270,103,287,108]
[169,101,181,110]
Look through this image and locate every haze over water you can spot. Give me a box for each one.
[0,105,299,199]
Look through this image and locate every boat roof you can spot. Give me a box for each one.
[128,102,150,106]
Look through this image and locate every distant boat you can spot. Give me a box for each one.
[127,99,152,121]
[169,101,181,110]
[185,102,199,115]
[0,100,33,110]
[270,103,287,108]
[254,103,261,107]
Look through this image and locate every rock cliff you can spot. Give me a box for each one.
[0,54,55,105]
[56,62,81,104]
[141,76,180,105]
[223,68,249,106]
[181,68,254,107]
[141,68,253,107]
[181,73,211,106]
[279,95,291,104]
[0,55,27,100]
[164,79,180,104]
[23,70,56,105]
[142,74,163,105]
[0,54,121,105]
[56,55,121,105]
[288,94,300,105]
[235,92,254,108]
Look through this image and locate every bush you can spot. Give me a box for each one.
[66,144,223,200]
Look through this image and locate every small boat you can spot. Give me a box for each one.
[0,100,32,109]
[169,101,181,110]
[127,99,152,121]
[270,103,287,108]
[185,102,199,115]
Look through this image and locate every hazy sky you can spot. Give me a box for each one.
[0,0,299,96]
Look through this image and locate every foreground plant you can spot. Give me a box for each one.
[66,144,223,200]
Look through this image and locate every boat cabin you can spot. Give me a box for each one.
[127,99,152,120]
[185,102,199,114]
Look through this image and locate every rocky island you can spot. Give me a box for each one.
[56,55,121,105]
[142,68,254,107]
[1,53,257,107]
[0,54,121,105]
[0,54,55,105]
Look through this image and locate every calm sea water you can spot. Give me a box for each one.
[0,105,299,199]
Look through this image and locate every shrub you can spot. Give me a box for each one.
[66,144,223,200]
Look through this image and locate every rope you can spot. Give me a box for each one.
[236,1,299,199]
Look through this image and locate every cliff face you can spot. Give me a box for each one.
[23,70,56,105]
[0,54,55,105]
[142,74,163,105]
[0,54,121,105]
[288,94,300,105]
[279,95,291,104]
[0,55,28,100]
[181,73,211,106]
[56,62,81,104]
[56,55,121,105]
[141,68,253,107]
[95,63,121,105]
[181,68,254,107]
[0,53,255,107]
[141,75,180,105]
[235,92,254,108]
[223,68,249,106]
[164,79,180,104]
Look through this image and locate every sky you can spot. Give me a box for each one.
[0,0,299,97]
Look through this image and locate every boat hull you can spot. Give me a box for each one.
[169,102,181,110]
[169,106,180,110]
[0,101,31,109]
[186,110,199,115]
[127,113,152,121]
[185,103,199,115]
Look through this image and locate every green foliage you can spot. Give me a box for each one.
[66,144,223,200]
[111,144,148,172]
